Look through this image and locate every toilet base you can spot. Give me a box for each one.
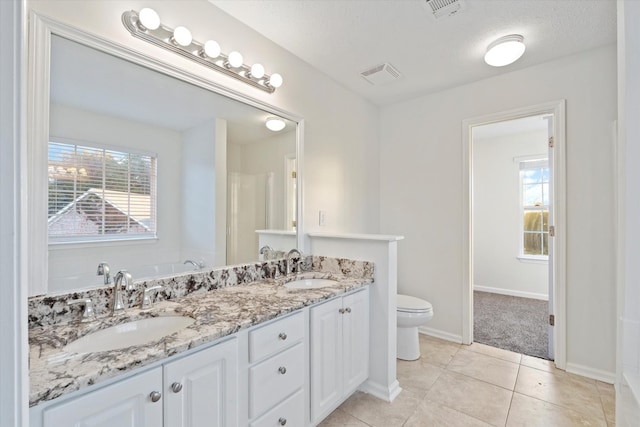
[397,326,420,361]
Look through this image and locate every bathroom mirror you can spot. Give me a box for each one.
[28,16,301,295]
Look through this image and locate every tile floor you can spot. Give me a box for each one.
[319,335,615,427]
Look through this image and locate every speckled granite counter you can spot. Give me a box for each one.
[29,261,372,407]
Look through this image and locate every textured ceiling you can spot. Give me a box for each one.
[210,0,616,106]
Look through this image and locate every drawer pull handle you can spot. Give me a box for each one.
[278,417,287,425]
[171,382,183,393]
[278,366,287,374]
[150,391,162,402]
[345,307,352,313]
[338,308,345,314]
[279,332,287,340]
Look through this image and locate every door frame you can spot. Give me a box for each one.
[462,100,566,369]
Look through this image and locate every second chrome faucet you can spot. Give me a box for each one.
[112,270,133,315]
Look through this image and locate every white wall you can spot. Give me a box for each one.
[617,0,640,423]
[380,45,617,375]
[473,129,548,299]
[48,104,184,292]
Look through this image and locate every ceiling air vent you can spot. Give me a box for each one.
[425,0,464,20]
[360,63,401,86]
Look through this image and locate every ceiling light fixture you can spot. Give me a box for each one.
[122,9,283,93]
[266,117,286,132]
[484,34,526,67]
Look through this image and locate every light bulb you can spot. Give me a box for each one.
[268,73,283,88]
[228,51,243,68]
[484,35,526,67]
[173,26,193,47]
[266,117,286,132]
[250,63,265,79]
[203,40,221,58]
[138,8,160,30]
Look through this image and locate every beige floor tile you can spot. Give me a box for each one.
[447,348,520,390]
[397,357,443,395]
[515,365,606,421]
[467,342,522,364]
[520,355,559,374]
[506,392,607,427]
[404,398,493,427]
[339,390,421,427]
[596,380,616,397]
[318,408,372,427]
[426,370,512,426]
[600,391,616,424]
[419,334,461,367]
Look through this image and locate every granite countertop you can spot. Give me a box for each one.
[29,271,372,407]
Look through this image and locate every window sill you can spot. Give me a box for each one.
[49,236,159,250]
[517,256,549,264]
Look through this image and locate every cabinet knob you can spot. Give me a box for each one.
[278,332,287,340]
[345,307,352,313]
[278,366,287,375]
[149,391,162,402]
[338,308,345,314]
[278,417,287,425]
[171,382,183,393]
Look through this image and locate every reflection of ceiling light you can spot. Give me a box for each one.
[484,34,526,67]
[266,117,286,131]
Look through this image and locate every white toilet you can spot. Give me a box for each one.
[396,294,434,361]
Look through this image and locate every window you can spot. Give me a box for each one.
[519,158,549,259]
[48,140,157,243]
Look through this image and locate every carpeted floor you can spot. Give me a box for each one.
[473,291,549,360]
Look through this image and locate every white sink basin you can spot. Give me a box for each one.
[283,278,339,290]
[64,316,195,354]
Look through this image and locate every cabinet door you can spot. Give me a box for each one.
[310,297,343,422]
[342,288,370,394]
[164,338,238,427]
[43,368,162,427]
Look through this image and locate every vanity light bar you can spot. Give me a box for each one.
[122,9,283,93]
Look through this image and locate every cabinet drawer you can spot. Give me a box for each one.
[249,342,304,418]
[249,311,304,363]
[250,389,304,427]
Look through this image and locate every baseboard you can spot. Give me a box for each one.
[474,285,548,301]
[418,326,463,344]
[358,379,402,402]
[565,362,615,384]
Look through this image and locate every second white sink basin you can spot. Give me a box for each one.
[284,278,339,290]
[64,316,195,354]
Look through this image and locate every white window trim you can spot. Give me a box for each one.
[518,157,549,260]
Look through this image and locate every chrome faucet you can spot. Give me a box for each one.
[259,245,274,260]
[286,248,303,275]
[112,270,133,315]
[183,259,204,270]
[97,262,111,284]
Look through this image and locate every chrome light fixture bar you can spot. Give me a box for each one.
[122,9,283,93]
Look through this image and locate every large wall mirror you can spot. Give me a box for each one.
[28,14,302,296]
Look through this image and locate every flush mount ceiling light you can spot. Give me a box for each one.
[484,34,526,67]
[122,9,283,93]
[266,117,286,132]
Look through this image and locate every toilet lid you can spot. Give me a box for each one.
[397,294,432,312]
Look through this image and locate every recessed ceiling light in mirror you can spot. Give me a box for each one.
[266,117,286,131]
[484,34,526,67]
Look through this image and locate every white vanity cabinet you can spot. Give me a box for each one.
[310,287,370,423]
[248,310,307,426]
[40,338,238,427]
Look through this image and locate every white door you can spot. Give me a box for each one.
[545,115,555,360]
[164,339,238,427]
[310,297,343,422]
[43,368,162,427]
[342,289,369,395]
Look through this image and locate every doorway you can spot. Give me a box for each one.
[462,101,566,368]
[472,114,550,359]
